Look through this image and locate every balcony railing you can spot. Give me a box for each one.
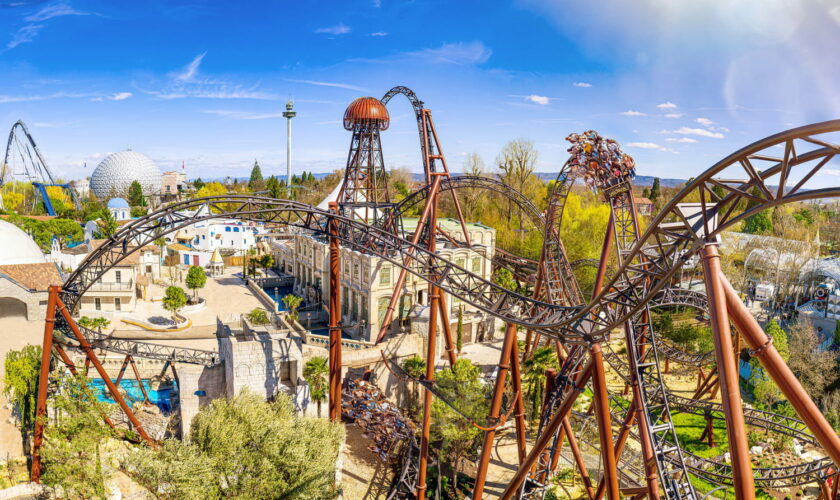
[88,280,133,291]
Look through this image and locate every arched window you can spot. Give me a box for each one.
[377,296,391,328]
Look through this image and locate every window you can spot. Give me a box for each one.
[456,257,466,270]
[225,227,231,232]
[472,257,481,273]
[351,291,358,320]
[380,266,391,286]
[342,287,349,315]
[115,298,121,311]
[115,271,122,283]
[360,296,368,324]
[95,298,101,311]
[353,262,360,280]
[202,235,206,240]
[146,265,152,274]
[234,227,239,232]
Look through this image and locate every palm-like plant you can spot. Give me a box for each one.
[522,346,558,420]
[401,355,426,415]
[304,356,329,418]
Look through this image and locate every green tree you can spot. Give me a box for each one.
[432,359,488,495]
[754,376,782,410]
[185,265,207,301]
[743,209,773,234]
[282,294,303,322]
[304,357,329,418]
[41,372,115,498]
[96,207,119,238]
[401,355,426,416]
[193,177,205,190]
[456,305,464,353]
[246,308,269,325]
[162,286,187,322]
[763,320,790,362]
[522,346,558,419]
[493,267,519,293]
[127,391,343,499]
[649,177,661,204]
[128,180,146,207]
[266,175,283,199]
[258,254,275,275]
[46,219,83,247]
[249,160,265,191]
[3,345,41,455]
[833,320,840,349]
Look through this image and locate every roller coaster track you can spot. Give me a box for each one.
[56,120,840,497]
[602,348,837,489]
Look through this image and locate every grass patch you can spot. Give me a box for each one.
[671,412,728,458]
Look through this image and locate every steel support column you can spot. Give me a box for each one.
[590,343,619,499]
[328,201,342,422]
[509,336,527,465]
[473,321,518,499]
[30,285,57,483]
[418,188,441,500]
[700,244,755,498]
[721,272,840,469]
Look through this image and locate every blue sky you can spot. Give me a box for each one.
[1,0,839,184]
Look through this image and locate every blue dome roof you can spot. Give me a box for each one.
[107,197,129,209]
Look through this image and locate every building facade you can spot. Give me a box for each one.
[269,218,498,344]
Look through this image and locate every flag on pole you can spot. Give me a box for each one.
[182,160,185,170]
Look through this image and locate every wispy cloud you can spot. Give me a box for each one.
[510,94,551,105]
[92,91,133,102]
[203,109,284,120]
[315,23,351,35]
[620,110,646,116]
[664,113,683,118]
[696,117,714,127]
[370,32,388,37]
[572,82,592,88]
[173,52,206,82]
[627,142,666,150]
[350,41,491,66]
[287,79,368,92]
[666,137,698,143]
[661,127,725,139]
[0,91,93,104]
[656,101,678,109]
[8,3,91,49]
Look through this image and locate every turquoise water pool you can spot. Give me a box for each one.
[89,379,179,415]
[262,285,295,311]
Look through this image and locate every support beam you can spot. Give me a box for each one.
[509,335,527,465]
[328,201,342,422]
[114,355,131,386]
[54,291,155,446]
[473,322,518,499]
[30,286,57,483]
[721,271,840,469]
[128,356,149,403]
[500,358,594,500]
[590,343,619,499]
[417,188,441,500]
[701,244,755,499]
[436,290,457,366]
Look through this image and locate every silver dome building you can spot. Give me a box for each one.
[89,150,162,199]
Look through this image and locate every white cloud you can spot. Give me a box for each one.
[661,127,725,139]
[664,113,683,118]
[620,110,646,116]
[372,0,382,7]
[524,95,550,105]
[657,101,678,109]
[350,41,491,66]
[9,3,91,49]
[25,3,87,22]
[823,169,840,176]
[110,92,132,101]
[696,117,714,127]
[0,91,93,103]
[174,52,206,82]
[315,23,351,35]
[370,32,388,36]
[287,79,368,92]
[627,142,666,150]
[573,82,592,88]
[203,110,284,120]
[666,137,698,143]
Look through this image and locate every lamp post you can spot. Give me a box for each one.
[282,100,296,198]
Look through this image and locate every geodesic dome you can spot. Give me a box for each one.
[90,150,161,199]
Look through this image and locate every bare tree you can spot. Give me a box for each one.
[461,153,485,220]
[496,139,538,231]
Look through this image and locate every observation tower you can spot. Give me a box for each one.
[337,97,400,235]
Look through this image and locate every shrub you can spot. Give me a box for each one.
[246,308,270,325]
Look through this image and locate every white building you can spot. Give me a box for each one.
[168,204,265,253]
[269,218,498,344]
[0,219,62,321]
[107,197,131,221]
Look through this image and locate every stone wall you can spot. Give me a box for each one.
[219,329,304,401]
